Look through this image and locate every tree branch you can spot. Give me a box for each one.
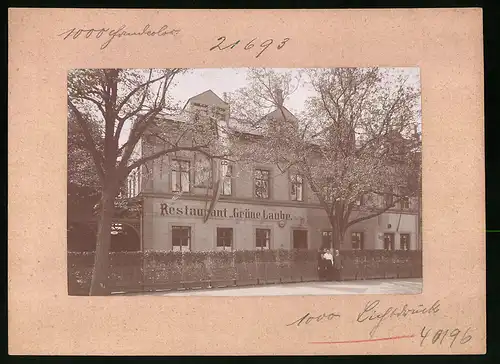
[73,95,106,119]
[68,99,105,182]
[103,69,119,170]
[116,70,165,114]
[346,196,404,228]
[114,70,158,141]
[125,145,229,175]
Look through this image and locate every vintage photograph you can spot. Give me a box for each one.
[67,67,422,296]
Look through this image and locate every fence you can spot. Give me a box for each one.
[68,249,422,295]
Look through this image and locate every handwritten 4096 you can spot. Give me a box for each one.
[210,37,290,58]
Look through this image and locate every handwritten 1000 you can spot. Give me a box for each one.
[210,37,290,58]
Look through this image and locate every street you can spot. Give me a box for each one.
[118,278,422,296]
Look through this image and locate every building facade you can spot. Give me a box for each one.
[128,90,421,252]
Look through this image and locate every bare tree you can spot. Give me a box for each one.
[231,67,421,249]
[68,68,231,295]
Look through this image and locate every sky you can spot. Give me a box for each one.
[167,67,421,115]
[120,67,421,149]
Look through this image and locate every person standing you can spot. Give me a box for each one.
[322,249,334,281]
[317,248,326,280]
[333,249,343,281]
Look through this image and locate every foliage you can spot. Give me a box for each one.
[67,249,422,294]
[228,68,422,248]
[68,67,422,294]
[67,68,238,295]
[67,111,102,218]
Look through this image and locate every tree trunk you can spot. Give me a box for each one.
[327,215,344,251]
[332,228,343,251]
[89,188,116,296]
[328,215,345,250]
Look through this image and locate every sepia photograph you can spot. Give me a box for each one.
[67,67,422,297]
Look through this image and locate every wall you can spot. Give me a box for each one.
[143,198,314,251]
[142,197,419,252]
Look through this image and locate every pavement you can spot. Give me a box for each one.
[120,278,422,296]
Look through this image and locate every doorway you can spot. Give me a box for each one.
[292,229,308,249]
[321,230,333,249]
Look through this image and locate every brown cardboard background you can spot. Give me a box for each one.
[8,8,485,355]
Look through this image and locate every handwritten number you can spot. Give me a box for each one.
[256,39,273,58]
[244,38,256,50]
[277,37,290,50]
[210,36,226,51]
[440,329,449,345]
[230,40,240,49]
[220,40,240,50]
[460,327,472,345]
[421,327,473,348]
[449,329,460,348]
[432,329,443,344]
[420,326,431,347]
[211,37,290,57]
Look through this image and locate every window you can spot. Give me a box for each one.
[136,169,141,192]
[383,233,395,251]
[216,228,233,250]
[290,174,304,201]
[355,195,364,206]
[132,172,137,196]
[292,230,308,249]
[384,192,394,207]
[400,234,410,250]
[221,163,233,196]
[171,160,190,192]
[400,197,410,209]
[256,228,271,250]
[208,116,219,136]
[321,231,333,249]
[254,169,270,199]
[352,232,364,250]
[172,226,191,252]
[194,154,212,187]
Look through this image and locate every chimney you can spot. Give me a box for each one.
[275,88,284,107]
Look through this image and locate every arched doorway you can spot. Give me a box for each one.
[67,220,141,252]
[110,222,141,252]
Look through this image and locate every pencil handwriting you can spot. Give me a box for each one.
[209,36,290,58]
[286,312,341,327]
[57,24,181,50]
[356,300,441,338]
[420,326,473,348]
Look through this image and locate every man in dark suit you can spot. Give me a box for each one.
[332,249,343,281]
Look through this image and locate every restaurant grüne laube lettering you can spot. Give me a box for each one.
[159,203,293,221]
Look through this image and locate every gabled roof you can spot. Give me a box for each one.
[182,90,228,110]
[226,106,299,138]
[260,106,298,123]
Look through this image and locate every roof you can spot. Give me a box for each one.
[182,90,228,110]
[146,95,300,139]
[258,106,298,123]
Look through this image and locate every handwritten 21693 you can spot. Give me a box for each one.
[210,36,290,58]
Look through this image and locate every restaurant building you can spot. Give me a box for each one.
[127,90,421,253]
